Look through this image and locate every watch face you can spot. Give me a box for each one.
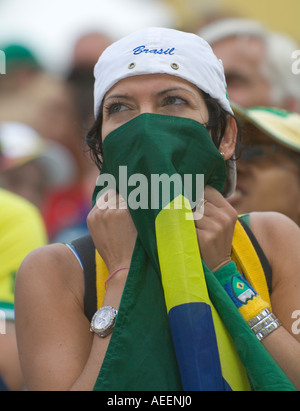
[93,306,115,331]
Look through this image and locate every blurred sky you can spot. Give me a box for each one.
[0,0,176,73]
[0,0,299,75]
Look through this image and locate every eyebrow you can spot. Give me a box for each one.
[157,87,197,96]
[104,94,132,102]
[104,87,198,102]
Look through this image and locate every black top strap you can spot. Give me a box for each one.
[71,235,97,322]
[238,217,273,295]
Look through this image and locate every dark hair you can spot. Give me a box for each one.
[85,93,241,170]
[86,109,103,170]
[202,92,241,152]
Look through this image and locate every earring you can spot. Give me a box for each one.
[220,151,225,157]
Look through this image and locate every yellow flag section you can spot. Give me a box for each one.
[155,194,250,391]
[231,221,272,309]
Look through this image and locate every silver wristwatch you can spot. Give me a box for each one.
[90,306,118,338]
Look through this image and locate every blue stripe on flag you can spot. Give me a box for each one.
[168,302,232,391]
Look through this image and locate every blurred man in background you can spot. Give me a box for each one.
[67,31,112,129]
[199,18,300,223]
[199,18,300,112]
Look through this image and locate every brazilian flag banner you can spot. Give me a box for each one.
[93,113,295,391]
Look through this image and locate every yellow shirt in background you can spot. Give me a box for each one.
[0,189,48,319]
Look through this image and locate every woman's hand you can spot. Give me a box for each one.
[87,189,137,273]
[193,185,238,272]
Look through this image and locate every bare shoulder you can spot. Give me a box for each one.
[249,211,300,273]
[15,243,92,390]
[15,242,85,315]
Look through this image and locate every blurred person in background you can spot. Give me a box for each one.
[0,71,85,173]
[0,122,79,241]
[198,18,300,112]
[229,105,300,226]
[50,31,113,243]
[198,18,300,223]
[0,46,95,242]
[0,43,42,96]
[0,121,77,210]
[67,31,112,129]
[15,74,93,241]
[0,188,48,390]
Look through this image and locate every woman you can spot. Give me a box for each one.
[15,28,300,391]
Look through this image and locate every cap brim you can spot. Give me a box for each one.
[231,102,300,153]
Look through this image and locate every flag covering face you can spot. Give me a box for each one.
[93,114,295,391]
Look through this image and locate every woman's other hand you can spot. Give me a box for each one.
[87,189,137,273]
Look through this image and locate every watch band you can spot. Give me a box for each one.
[248,308,281,342]
[255,319,281,342]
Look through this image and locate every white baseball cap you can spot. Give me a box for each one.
[94,27,232,118]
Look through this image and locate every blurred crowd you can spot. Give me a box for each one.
[0,32,112,243]
[0,12,299,391]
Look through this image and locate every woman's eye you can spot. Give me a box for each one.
[165,96,187,106]
[106,102,128,114]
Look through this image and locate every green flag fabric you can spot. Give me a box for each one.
[93,113,295,391]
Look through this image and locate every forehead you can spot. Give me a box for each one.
[103,73,202,99]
